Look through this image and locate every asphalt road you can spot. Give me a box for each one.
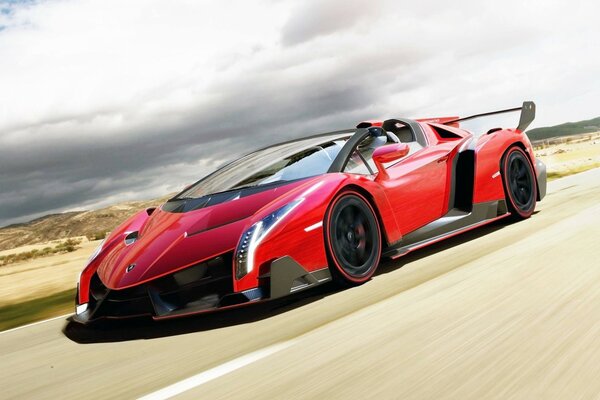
[2,168,600,400]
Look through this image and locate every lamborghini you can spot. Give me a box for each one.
[74,101,546,323]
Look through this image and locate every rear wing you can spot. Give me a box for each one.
[441,101,536,132]
[415,116,460,128]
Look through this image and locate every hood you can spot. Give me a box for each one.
[96,179,310,289]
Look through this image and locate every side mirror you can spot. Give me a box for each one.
[372,143,409,180]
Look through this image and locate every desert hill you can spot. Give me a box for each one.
[0,198,168,251]
[527,116,600,141]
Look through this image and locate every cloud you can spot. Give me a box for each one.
[0,0,599,226]
[281,0,385,46]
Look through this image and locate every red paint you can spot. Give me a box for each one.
[373,143,410,179]
[77,116,544,312]
[472,129,531,203]
[376,135,456,234]
[90,180,307,291]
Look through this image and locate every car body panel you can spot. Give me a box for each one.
[75,102,546,323]
[379,138,458,234]
[85,180,309,294]
[473,128,536,204]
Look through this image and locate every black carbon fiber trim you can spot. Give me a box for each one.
[383,200,508,258]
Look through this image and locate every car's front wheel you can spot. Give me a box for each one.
[325,191,381,286]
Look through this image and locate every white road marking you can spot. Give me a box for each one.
[0,313,71,335]
[304,221,323,232]
[138,339,297,400]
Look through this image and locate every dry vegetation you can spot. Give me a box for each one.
[0,239,101,308]
[0,197,169,251]
[0,238,82,267]
[533,132,600,180]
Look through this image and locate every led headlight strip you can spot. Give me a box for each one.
[235,198,303,279]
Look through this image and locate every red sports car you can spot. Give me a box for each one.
[74,101,546,323]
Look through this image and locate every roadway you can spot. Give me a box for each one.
[1,168,600,399]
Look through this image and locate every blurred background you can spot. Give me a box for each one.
[1,1,600,398]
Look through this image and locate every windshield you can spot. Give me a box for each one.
[173,131,353,200]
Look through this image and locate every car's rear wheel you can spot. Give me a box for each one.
[501,146,537,220]
[325,191,381,286]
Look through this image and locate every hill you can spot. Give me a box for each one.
[0,198,168,252]
[527,116,600,141]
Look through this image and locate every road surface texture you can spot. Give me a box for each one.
[1,168,600,400]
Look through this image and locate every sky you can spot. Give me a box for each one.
[0,0,598,227]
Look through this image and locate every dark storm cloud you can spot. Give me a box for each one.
[0,48,409,225]
[1,0,599,226]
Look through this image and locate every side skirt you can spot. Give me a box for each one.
[383,200,509,259]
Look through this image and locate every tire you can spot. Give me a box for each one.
[501,146,537,220]
[324,191,382,286]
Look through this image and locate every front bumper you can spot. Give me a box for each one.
[73,254,331,324]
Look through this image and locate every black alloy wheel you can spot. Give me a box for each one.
[502,147,537,219]
[326,193,381,285]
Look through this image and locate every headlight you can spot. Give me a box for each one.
[235,198,303,279]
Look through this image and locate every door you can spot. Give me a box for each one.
[378,143,454,235]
